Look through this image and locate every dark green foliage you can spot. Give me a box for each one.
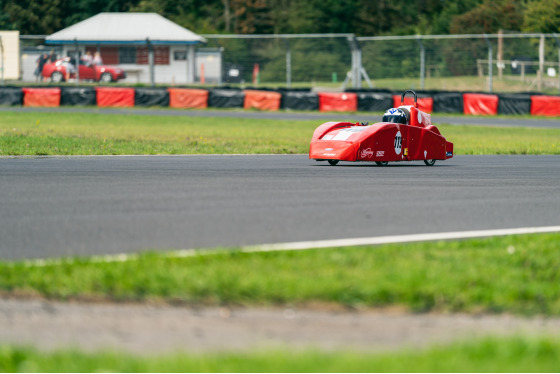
[0,0,143,34]
[450,0,525,34]
[523,0,560,33]
[2,0,558,37]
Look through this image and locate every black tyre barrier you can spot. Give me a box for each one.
[282,91,319,111]
[0,86,23,106]
[356,92,393,112]
[3,85,560,117]
[497,93,533,116]
[432,91,464,113]
[208,89,245,108]
[60,87,96,106]
[134,87,170,107]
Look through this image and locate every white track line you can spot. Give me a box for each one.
[20,225,560,267]
[242,225,560,252]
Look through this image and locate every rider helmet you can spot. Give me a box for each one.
[382,108,408,124]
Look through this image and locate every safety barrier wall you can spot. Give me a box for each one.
[463,93,499,115]
[135,88,170,107]
[2,86,559,117]
[244,90,282,111]
[281,90,319,111]
[22,87,61,107]
[530,95,560,117]
[168,88,208,109]
[61,87,97,106]
[497,94,532,116]
[0,87,24,106]
[318,92,357,112]
[95,87,135,107]
[209,89,245,108]
[432,92,464,113]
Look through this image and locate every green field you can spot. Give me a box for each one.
[1,111,559,156]
[2,336,560,372]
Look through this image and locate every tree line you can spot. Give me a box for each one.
[0,0,558,36]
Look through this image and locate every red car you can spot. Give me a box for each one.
[309,90,453,166]
[41,57,126,83]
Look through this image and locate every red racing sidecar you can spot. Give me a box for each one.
[309,90,453,166]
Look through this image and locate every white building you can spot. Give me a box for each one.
[0,31,20,81]
[45,13,220,85]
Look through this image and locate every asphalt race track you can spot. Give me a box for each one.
[1,154,559,261]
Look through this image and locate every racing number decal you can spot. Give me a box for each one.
[394,131,402,154]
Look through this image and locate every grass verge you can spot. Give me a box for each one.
[2,233,559,315]
[1,111,559,155]
[2,336,560,372]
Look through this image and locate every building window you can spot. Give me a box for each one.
[137,46,170,65]
[174,50,187,61]
[119,47,137,64]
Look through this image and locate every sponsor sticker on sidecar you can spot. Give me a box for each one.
[329,127,368,141]
[360,148,374,159]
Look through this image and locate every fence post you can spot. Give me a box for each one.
[416,36,425,90]
[539,34,545,91]
[217,47,223,87]
[498,29,503,79]
[74,38,79,85]
[146,38,155,87]
[347,36,361,89]
[284,39,291,89]
[484,34,493,92]
[554,34,560,94]
[187,45,195,84]
[355,47,362,89]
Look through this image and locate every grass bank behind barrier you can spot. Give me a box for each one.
[2,336,560,372]
[1,111,559,156]
[2,233,560,315]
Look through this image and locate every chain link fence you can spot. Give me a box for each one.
[203,33,560,94]
[11,32,560,94]
[202,34,353,88]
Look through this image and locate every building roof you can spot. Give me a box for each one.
[46,12,206,45]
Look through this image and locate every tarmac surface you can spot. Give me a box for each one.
[1,154,559,260]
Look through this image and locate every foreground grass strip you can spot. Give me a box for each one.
[1,336,560,372]
[1,111,559,155]
[2,233,560,315]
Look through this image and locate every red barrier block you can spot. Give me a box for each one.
[392,95,433,113]
[22,88,61,107]
[318,92,357,112]
[95,87,135,107]
[530,95,560,117]
[168,88,208,109]
[463,93,498,115]
[243,90,282,111]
